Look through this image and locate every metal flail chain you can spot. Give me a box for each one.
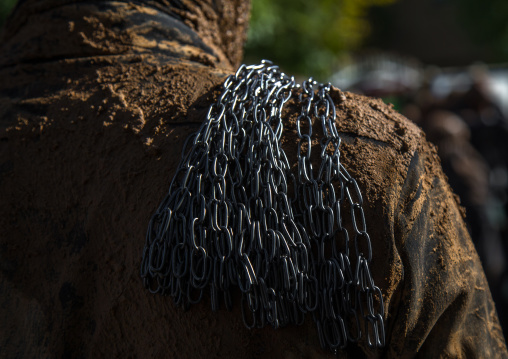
[140,61,385,352]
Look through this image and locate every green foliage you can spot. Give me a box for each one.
[244,0,397,80]
[458,0,508,61]
[0,0,17,28]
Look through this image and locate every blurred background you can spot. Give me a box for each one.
[0,0,16,27]
[1,0,507,339]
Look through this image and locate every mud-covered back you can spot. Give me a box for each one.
[0,1,506,358]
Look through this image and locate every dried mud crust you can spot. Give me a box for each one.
[0,0,250,69]
[0,3,506,358]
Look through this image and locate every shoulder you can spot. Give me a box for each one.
[332,89,444,208]
[332,88,425,155]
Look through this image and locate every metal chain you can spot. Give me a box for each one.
[140,60,385,352]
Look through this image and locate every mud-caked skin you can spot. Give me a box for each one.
[0,1,506,358]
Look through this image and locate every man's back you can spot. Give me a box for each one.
[0,1,506,357]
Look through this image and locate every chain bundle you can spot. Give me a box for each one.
[140,61,385,352]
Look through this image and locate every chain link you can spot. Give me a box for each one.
[140,61,385,352]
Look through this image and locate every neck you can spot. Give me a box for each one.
[0,0,246,69]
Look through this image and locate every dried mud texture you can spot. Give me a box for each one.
[0,0,250,70]
[0,2,507,358]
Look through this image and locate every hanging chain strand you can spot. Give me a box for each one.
[140,61,385,352]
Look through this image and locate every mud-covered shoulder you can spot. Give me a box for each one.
[331,88,424,154]
[329,88,448,205]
